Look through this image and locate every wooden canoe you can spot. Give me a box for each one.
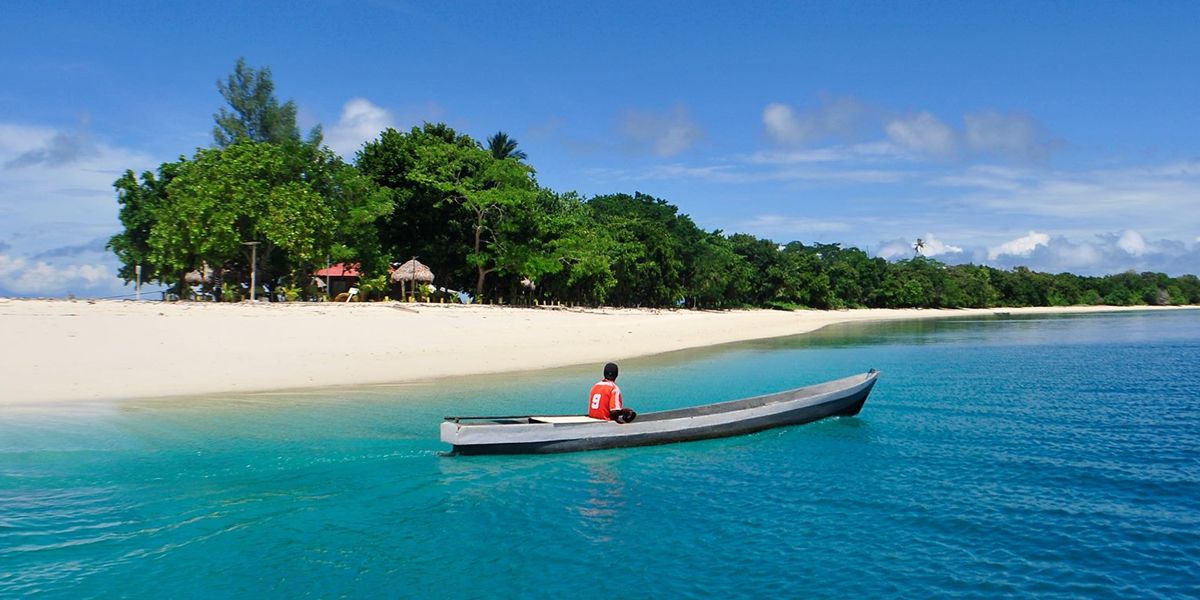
[441,370,879,455]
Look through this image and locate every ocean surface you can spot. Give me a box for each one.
[2,310,1198,598]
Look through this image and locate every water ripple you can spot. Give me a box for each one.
[2,312,1200,597]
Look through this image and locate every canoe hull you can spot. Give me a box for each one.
[442,371,878,456]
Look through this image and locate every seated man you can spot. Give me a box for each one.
[588,362,637,423]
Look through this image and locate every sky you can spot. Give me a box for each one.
[1,1,1198,297]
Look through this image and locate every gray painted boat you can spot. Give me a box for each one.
[441,370,879,455]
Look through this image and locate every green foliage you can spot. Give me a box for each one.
[108,59,1199,310]
[486,132,527,161]
[690,232,753,308]
[112,140,387,300]
[279,284,302,302]
[357,124,536,300]
[213,57,319,147]
[356,274,390,300]
[107,160,184,285]
[588,192,702,307]
[148,141,335,285]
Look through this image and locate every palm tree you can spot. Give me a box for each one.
[913,238,925,256]
[487,131,527,161]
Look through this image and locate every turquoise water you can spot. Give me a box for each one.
[2,311,1198,598]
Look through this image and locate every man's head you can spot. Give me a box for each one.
[603,362,619,381]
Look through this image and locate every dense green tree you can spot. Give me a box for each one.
[770,243,833,308]
[729,233,782,305]
[107,160,185,285]
[690,232,754,308]
[508,190,618,304]
[589,193,703,307]
[213,57,320,147]
[357,124,537,299]
[358,125,480,291]
[144,140,388,297]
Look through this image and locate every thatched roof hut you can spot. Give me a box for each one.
[390,259,435,284]
[184,263,214,286]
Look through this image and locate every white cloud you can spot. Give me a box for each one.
[964,110,1053,163]
[759,98,1058,166]
[761,97,871,146]
[1048,240,1103,269]
[916,233,963,257]
[618,105,703,157]
[585,162,908,185]
[0,121,156,254]
[0,252,114,295]
[743,142,907,165]
[762,103,811,145]
[0,120,160,297]
[872,229,1199,276]
[982,232,1200,275]
[737,215,852,237]
[885,112,958,158]
[873,233,962,260]
[1116,230,1149,255]
[876,239,918,260]
[325,98,395,157]
[988,231,1051,260]
[936,161,1200,230]
[0,253,26,278]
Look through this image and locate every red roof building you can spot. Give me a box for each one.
[313,263,361,278]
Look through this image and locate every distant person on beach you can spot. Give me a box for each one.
[589,362,637,423]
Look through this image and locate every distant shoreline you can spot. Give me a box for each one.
[0,299,1194,405]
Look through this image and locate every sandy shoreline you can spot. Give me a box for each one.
[0,299,1193,405]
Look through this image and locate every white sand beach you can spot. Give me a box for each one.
[0,299,1192,404]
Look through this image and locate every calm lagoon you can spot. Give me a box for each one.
[2,310,1198,598]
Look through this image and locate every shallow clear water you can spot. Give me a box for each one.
[2,311,1198,598]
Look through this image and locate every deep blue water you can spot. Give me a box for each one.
[2,310,1198,598]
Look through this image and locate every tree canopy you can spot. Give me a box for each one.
[109,60,1200,307]
[213,57,320,147]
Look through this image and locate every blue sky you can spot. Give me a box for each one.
[1,1,1198,297]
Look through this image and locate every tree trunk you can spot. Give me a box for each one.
[472,209,493,301]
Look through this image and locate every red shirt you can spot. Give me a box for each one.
[588,379,623,420]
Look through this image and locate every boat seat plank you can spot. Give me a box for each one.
[529,416,607,424]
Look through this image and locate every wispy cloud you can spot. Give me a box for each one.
[735,215,853,238]
[964,110,1056,163]
[885,112,959,159]
[32,237,110,260]
[617,105,703,157]
[762,96,1058,165]
[6,126,96,168]
[0,121,156,251]
[0,120,157,296]
[742,142,908,165]
[762,96,873,146]
[585,162,909,185]
[933,161,1200,229]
